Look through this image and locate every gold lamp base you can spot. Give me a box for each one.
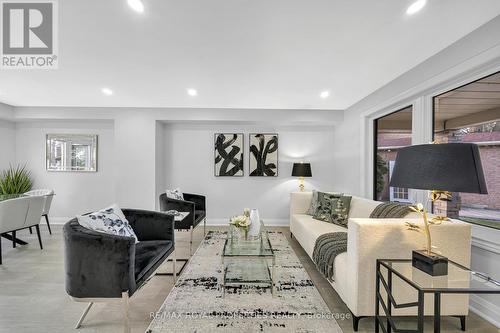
[298,177,304,192]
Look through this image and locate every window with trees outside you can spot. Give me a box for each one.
[433,71,500,229]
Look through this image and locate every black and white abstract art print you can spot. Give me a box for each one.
[214,133,244,177]
[249,133,278,177]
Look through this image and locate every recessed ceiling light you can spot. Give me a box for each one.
[127,0,144,13]
[320,90,330,99]
[406,0,426,15]
[187,88,198,97]
[101,88,113,96]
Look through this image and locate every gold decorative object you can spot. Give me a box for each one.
[298,177,305,192]
[405,191,452,255]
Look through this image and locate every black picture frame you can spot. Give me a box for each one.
[214,133,244,177]
[249,133,279,177]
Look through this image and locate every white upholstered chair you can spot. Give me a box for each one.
[0,196,45,265]
[24,189,55,234]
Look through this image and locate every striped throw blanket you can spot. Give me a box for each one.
[369,202,412,218]
[312,232,347,282]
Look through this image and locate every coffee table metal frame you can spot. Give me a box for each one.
[221,231,276,298]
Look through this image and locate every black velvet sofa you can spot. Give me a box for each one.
[63,209,175,332]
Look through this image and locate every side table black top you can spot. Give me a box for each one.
[375,258,500,333]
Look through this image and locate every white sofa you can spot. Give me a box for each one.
[290,191,471,329]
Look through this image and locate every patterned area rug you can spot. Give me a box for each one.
[147,231,342,333]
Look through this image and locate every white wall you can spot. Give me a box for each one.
[155,121,166,210]
[113,114,157,210]
[162,122,336,225]
[0,119,16,171]
[333,15,500,197]
[0,102,14,120]
[15,120,115,220]
[470,225,500,328]
[330,16,500,326]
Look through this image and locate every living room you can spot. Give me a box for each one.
[1,1,500,332]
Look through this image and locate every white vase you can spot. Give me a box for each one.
[248,209,261,237]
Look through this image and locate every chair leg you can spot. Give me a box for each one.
[75,302,93,329]
[189,225,193,257]
[122,292,131,333]
[12,231,16,248]
[44,214,52,235]
[35,225,43,250]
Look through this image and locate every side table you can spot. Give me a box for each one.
[375,258,500,333]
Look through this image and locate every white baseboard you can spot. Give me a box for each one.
[48,217,290,227]
[49,217,72,224]
[470,295,500,328]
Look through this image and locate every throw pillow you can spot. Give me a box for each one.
[77,204,138,243]
[330,195,352,228]
[313,192,342,222]
[306,190,320,215]
[166,188,184,200]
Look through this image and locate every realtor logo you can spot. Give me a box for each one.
[1,0,58,69]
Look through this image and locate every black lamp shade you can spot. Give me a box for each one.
[389,143,487,194]
[292,163,312,177]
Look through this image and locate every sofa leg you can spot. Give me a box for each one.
[189,225,193,257]
[453,315,466,331]
[12,231,16,248]
[204,218,206,237]
[352,314,367,332]
[75,302,93,329]
[290,232,293,239]
[122,292,130,333]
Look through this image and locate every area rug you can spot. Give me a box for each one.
[147,231,342,333]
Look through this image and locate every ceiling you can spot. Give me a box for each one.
[1,0,500,109]
[435,71,500,126]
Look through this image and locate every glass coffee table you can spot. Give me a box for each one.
[221,222,276,297]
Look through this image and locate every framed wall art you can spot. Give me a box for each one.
[214,133,244,176]
[249,133,278,177]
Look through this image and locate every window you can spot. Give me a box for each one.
[374,106,413,202]
[433,71,500,229]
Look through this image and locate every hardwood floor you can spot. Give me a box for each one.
[0,225,497,333]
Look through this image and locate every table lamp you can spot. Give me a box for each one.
[390,143,487,276]
[292,162,312,192]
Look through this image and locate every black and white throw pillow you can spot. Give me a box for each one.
[166,188,184,200]
[77,204,138,243]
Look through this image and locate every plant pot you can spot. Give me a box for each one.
[412,250,448,276]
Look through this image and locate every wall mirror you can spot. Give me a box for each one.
[46,134,98,172]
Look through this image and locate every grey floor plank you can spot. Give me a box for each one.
[0,225,497,333]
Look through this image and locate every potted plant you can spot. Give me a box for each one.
[0,164,33,200]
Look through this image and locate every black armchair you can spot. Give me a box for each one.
[159,192,206,256]
[63,209,175,333]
